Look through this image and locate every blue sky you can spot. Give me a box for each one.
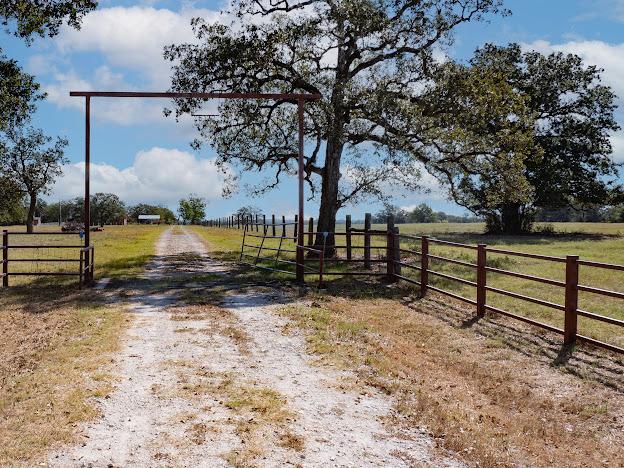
[2,0,623,219]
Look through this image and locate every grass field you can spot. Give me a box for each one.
[0,224,163,464]
[192,222,624,350]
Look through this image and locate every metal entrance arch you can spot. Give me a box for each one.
[70,91,321,283]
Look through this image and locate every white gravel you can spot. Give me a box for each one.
[49,227,462,467]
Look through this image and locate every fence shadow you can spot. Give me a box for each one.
[404,294,624,392]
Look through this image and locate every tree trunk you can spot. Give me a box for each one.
[500,203,524,235]
[26,193,37,233]
[313,33,348,257]
[314,138,344,256]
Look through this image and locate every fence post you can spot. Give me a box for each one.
[294,215,298,240]
[394,227,401,277]
[255,214,259,232]
[263,214,266,233]
[79,249,83,289]
[420,236,429,298]
[364,213,371,269]
[386,215,395,280]
[345,214,352,260]
[477,244,487,316]
[2,230,8,287]
[282,215,286,238]
[272,214,276,236]
[564,255,579,345]
[308,217,314,246]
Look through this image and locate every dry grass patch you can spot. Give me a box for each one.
[170,304,252,355]
[280,297,624,467]
[178,369,302,466]
[0,289,127,465]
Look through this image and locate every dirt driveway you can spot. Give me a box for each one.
[49,227,460,467]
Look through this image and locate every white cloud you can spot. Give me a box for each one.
[48,147,227,206]
[55,6,221,88]
[522,40,624,102]
[35,5,225,125]
[612,132,624,163]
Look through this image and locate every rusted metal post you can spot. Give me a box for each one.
[364,213,371,269]
[477,244,487,316]
[394,227,401,277]
[308,217,314,246]
[296,99,305,282]
[294,215,299,241]
[386,215,395,280]
[272,214,276,236]
[84,96,91,278]
[282,215,286,238]
[2,230,8,287]
[346,214,352,260]
[79,249,83,289]
[564,255,579,345]
[420,236,429,298]
[90,247,95,284]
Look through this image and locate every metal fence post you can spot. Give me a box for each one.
[308,217,314,246]
[477,244,487,316]
[364,213,371,269]
[420,236,429,298]
[386,215,395,280]
[564,255,579,345]
[282,215,286,238]
[272,214,276,236]
[394,227,401,277]
[79,249,83,289]
[346,214,352,260]
[2,230,8,287]
[294,215,298,240]
[90,247,95,284]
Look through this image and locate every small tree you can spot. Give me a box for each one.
[408,204,439,223]
[235,205,263,219]
[91,193,126,226]
[178,195,206,224]
[1,126,68,232]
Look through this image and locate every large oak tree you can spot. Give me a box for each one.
[165,0,507,249]
[445,44,621,233]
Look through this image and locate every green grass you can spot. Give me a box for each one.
[191,222,624,350]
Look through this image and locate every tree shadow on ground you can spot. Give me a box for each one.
[420,231,622,247]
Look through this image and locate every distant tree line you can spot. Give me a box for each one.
[0,193,177,226]
[373,203,481,224]
[535,205,624,223]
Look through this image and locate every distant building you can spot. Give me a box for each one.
[138,214,161,224]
